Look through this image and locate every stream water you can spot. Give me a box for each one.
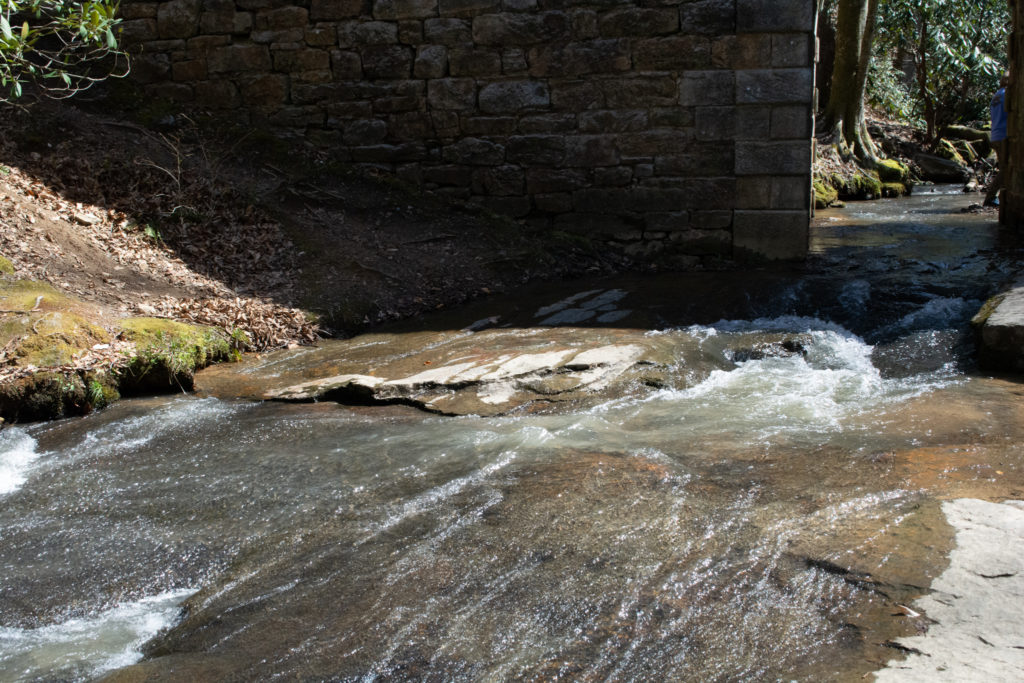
[3,187,1024,681]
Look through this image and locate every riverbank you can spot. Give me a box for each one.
[813,114,995,208]
[0,99,626,423]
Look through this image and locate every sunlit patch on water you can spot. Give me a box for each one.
[534,289,631,325]
[0,429,40,496]
[0,589,193,682]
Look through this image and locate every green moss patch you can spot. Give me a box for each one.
[0,254,14,275]
[117,318,233,394]
[814,179,839,209]
[876,159,910,184]
[0,279,111,368]
[832,172,883,200]
[0,279,68,312]
[935,139,967,167]
[0,280,119,422]
[8,312,110,367]
[881,182,910,198]
[0,280,243,422]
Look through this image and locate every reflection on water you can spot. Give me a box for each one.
[1,190,1023,680]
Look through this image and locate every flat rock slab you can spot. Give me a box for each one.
[195,326,809,416]
[875,498,1024,681]
[975,278,1024,372]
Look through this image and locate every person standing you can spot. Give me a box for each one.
[985,73,1010,207]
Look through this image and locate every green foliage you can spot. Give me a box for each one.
[127,220,162,243]
[228,327,250,354]
[0,0,128,102]
[119,317,232,382]
[867,54,917,122]
[871,0,1008,134]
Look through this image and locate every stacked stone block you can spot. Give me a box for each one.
[121,0,815,261]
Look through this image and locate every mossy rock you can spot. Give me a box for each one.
[881,182,910,198]
[934,139,967,167]
[0,279,241,422]
[0,372,84,422]
[0,279,111,368]
[971,293,1006,327]
[855,172,883,198]
[0,255,14,275]
[0,278,119,422]
[0,279,67,311]
[835,171,883,200]
[117,318,233,394]
[953,139,978,163]
[0,368,120,423]
[941,124,990,143]
[876,159,910,184]
[813,179,839,209]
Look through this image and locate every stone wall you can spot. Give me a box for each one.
[120,0,816,262]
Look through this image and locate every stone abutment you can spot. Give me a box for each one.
[121,0,816,262]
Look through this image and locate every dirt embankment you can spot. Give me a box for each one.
[0,99,627,423]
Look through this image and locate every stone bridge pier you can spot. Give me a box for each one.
[121,0,817,263]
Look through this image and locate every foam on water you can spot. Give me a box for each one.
[677,318,883,428]
[595,316,958,448]
[0,429,40,496]
[0,589,193,682]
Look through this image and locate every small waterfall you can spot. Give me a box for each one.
[0,429,40,496]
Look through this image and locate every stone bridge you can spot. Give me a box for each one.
[121,0,816,263]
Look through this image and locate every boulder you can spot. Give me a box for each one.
[973,278,1024,372]
[876,158,910,183]
[913,152,969,183]
[934,138,968,166]
[940,124,991,148]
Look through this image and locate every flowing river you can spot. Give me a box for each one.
[2,187,1024,681]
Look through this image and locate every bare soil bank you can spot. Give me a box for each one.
[0,97,632,421]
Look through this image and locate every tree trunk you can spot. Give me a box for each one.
[1003,0,1024,228]
[915,13,937,141]
[820,0,880,162]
